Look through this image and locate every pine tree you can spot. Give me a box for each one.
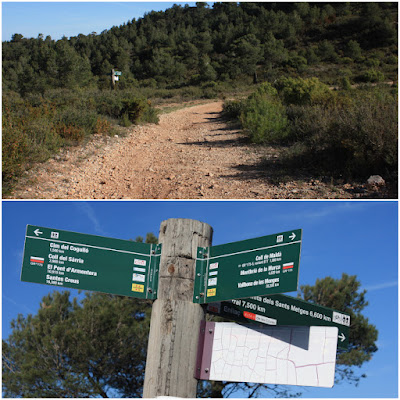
[300,273,378,386]
[2,291,151,397]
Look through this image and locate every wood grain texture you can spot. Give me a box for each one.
[143,219,213,398]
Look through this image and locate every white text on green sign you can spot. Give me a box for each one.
[21,225,161,299]
[193,229,302,304]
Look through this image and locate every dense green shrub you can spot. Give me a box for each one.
[239,85,289,144]
[222,100,244,119]
[364,58,380,68]
[135,100,160,124]
[275,77,334,106]
[3,98,33,192]
[286,55,308,71]
[223,82,289,144]
[251,82,279,98]
[359,69,385,83]
[344,40,363,61]
[317,40,338,62]
[227,81,397,182]
[340,76,353,90]
[288,87,398,178]
[240,96,289,144]
[387,55,398,65]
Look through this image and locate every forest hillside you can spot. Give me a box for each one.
[3,2,398,92]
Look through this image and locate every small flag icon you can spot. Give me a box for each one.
[283,262,294,270]
[243,311,256,321]
[30,256,44,264]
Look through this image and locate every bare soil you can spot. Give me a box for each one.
[5,101,390,199]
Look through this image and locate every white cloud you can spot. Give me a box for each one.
[282,201,369,222]
[363,281,398,292]
[75,202,106,235]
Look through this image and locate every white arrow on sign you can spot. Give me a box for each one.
[289,232,296,241]
[339,332,346,342]
[34,229,43,236]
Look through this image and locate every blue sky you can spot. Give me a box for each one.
[2,200,398,398]
[2,2,206,41]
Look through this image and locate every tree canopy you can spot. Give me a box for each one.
[300,273,378,386]
[3,272,378,397]
[2,292,151,397]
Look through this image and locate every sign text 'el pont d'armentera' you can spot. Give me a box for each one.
[193,229,302,304]
[21,225,161,299]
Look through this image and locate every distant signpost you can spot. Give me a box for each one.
[21,225,161,299]
[206,293,350,348]
[193,229,302,304]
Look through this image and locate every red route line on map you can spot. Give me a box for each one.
[212,326,336,386]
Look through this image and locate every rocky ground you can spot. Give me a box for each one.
[6,101,393,199]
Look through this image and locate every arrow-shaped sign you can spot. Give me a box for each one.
[206,293,350,349]
[22,225,162,300]
[193,229,302,304]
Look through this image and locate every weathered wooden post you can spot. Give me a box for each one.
[143,218,213,398]
[111,68,116,90]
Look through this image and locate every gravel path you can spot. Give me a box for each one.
[6,101,378,199]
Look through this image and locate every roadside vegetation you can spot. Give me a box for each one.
[2,2,397,195]
[223,79,398,182]
[2,90,159,194]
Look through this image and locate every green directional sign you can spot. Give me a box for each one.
[193,229,302,304]
[114,71,122,76]
[21,225,161,299]
[206,293,350,348]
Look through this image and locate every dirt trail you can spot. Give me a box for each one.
[8,101,364,199]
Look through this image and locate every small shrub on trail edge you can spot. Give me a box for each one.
[223,82,289,144]
[222,100,244,119]
[240,95,289,144]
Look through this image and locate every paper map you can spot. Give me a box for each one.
[208,323,338,388]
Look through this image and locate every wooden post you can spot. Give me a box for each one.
[143,219,213,398]
[111,68,116,90]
